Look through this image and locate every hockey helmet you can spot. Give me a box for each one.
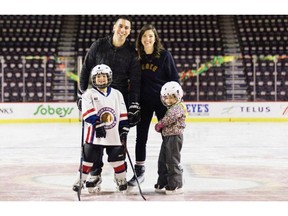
[91,64,112,88]
[160,81,183,106]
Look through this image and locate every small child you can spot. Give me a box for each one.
[154,81,186,195]
[73,64,129,193]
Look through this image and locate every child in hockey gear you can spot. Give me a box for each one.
[154,81,186,195]
[73,64,129,193]
[128,23,179,187]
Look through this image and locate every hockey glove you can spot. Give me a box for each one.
[119,126,129,146]
[76,90,83,111]
[155,121,164,133]
[128,102,141,127]
[94,121,106,138]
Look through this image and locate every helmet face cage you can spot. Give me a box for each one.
[91,64,112,89]
[160,81,183,107]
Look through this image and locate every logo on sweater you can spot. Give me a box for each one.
[98,107,116,129]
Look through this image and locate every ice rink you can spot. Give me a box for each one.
[1,121,288,214]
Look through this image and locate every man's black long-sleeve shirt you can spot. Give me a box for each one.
[80,35,141,106]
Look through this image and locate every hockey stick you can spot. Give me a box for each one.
[122,138,146,201]
[77,119,85,201]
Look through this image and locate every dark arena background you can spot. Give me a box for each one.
[1,15,288,103]
[1,12,288,216]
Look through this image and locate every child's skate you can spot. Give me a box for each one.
[115,177,128,192]
[86,174,102,193]
[72,178,85,192]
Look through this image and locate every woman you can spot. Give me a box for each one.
[128,23,180,187]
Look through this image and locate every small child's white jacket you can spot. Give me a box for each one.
[81,87,128,146]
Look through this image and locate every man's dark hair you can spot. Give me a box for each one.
[114,15,133,26]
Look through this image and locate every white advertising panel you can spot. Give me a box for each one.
[0,103,80,123]
[1,102,288,123]
[184,102,288,122]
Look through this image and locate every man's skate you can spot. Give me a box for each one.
[86,175,102,193]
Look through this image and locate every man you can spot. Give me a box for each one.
[77,15,141,127]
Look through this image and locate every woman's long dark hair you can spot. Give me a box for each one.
[136,23,164,60]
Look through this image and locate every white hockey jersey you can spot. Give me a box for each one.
[81,87,128,146]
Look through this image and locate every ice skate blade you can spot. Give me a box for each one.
[155,188,166,194]
[88,186,101,194]
[117,189,128,194]
[126,186,139,194]
[165,188,183,195]
[116,186,128,193]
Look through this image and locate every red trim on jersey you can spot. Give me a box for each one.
[83,108,96,118]
[120,113,128,118]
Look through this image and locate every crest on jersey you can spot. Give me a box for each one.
[98,107,117,129]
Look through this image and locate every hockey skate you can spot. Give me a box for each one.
[127,165,145,187]
[115,178,128,192]
[165,186,183,195]
[72,178,85,192]
[86,174,102,193]
[154,184,166,193]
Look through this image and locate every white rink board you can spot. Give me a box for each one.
[0,102,79,123]
[185,102,288,122]
[1,102,288,123]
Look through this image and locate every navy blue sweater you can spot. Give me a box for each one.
[140,50,179,102]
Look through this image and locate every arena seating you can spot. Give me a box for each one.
[75,15,226,101]
[1,15,287,102]
[0,15,62,102]
[234,15,288,101]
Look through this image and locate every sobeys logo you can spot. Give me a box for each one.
[33,105,74,117]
